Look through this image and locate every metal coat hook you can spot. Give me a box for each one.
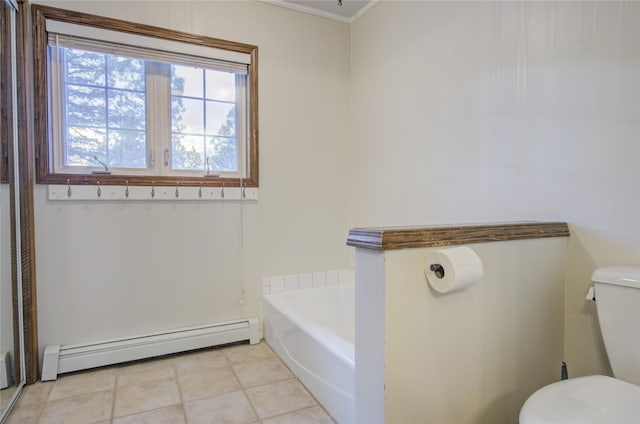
[221,183,225,199]
[67,179,71,198]
[175,181,179,198]
[125,180,129,198]
[96,181,101,198]
[151,181,155,198]
[198,182,203,198]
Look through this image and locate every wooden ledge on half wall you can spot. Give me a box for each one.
[346,221,570,251]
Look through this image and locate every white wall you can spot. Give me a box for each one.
[351,0,640,379]
[33,1,351,357]
[355,238,567,423]
[31,0,640,392]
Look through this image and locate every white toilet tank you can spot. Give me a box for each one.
[592,266,640,385]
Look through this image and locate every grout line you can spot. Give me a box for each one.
[262,342,336,422]
[225,344,262,422]
[242,386,262,422]
[227,345,294,391]
[34,400,46,423]
[171,356,189,424]
[261,405,334,424]
[33,383,52,423]
[111,366,119,423]
[236,344,325,421]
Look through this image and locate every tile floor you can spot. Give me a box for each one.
[4,342,335,424]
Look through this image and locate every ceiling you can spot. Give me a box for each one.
[268,0,376,23]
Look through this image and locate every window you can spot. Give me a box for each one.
[32,5,258,187]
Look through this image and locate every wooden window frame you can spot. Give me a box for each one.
[1,2,12,183]
[32,4,259,188]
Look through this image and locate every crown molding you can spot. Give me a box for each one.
[258,0,378,24]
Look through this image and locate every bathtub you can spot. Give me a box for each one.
[263,284,355,424]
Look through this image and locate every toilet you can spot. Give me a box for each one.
[520,266,640,423]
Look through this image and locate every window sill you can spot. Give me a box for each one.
[48,184,258,201]
[36,172,257,187]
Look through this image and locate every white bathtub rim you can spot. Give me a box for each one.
[262,286,355,367]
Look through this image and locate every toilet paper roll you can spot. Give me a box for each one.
[424,246,483,294]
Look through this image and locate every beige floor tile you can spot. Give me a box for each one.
[4,381,55,424]
[15,382,53,406]
[222,343,274,365]
[113,377,180,418]
[6,343,333,424]
[261,406,335,424]
[4,403,43,424]
[48,368,116,401]
[245,378,316,419]
[178,365,241,402]
[117,358,175,387]
[38,389,113,424]
[3,380,54,424]
[112,404,186,424]
[232,358,293,388]
[174,349,229,376]
[184,390,258,424]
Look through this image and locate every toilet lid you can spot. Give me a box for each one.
[520,375,640,424]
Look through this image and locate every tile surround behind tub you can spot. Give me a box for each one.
[312,272,326,288]
[262,269,354,295]
[299,274,313,290]
[325,271,339,286]
[284,275,299,291]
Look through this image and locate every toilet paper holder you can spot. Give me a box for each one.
[429,264,445,279]
[424,246,484,293]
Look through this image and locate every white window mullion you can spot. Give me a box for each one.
[146,62,172,176]
[50,40,75,174]
[49,41,65,173]
[236,74,248,178]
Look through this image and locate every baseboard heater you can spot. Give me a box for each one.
[41,317,260,381]
[0,351,11,389]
